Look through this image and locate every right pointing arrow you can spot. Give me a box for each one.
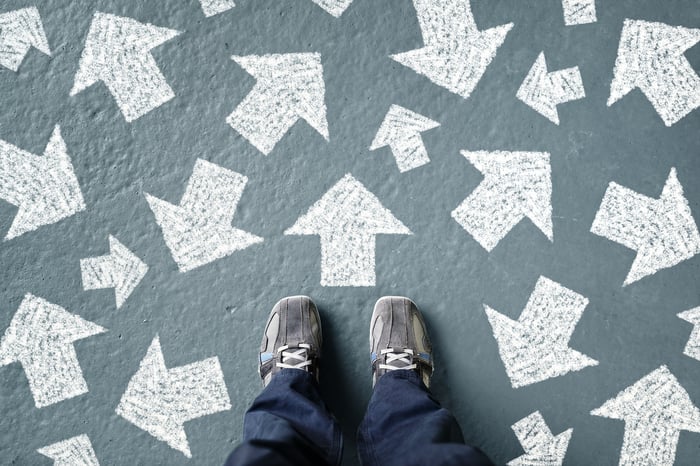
[38,434,99,466]
[0,7,51,71]
[508,411,572,466]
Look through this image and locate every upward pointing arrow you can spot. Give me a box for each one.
[0,125,86,240]
[227,53,329,155]
[591,168,700,285]
[591,365,700,466]
[0,294,106,408]
[0,7,51,71]
[285,174,411,286]
[391,0,513,99]
[508,411,572,466]
[310,0,353,17]
[70,12,181,122]
[38,434,100,466]
[608,19,700,126]
[678,307,700,362]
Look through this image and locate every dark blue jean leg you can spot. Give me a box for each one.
[357,371,494,466]
[225,369,343,466]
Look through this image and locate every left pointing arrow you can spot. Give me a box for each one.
[0,294,106,408]
[0,7,51,72]
[38,434,100,466]
[0,126,86,240]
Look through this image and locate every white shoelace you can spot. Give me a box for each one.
[378,348,417,371]
[276,344,313,370]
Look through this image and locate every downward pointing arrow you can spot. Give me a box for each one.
[0,294,106,408]
[678,307,700,362]
[116,336,231,458]
[508,411,572,466]
[285,174,411,286]
[38,435,99,466]
[591,365,700,466]
[0,7,51,71]
[310,0,353,17]
[485,276,598,388]
[71,12,181,122]
[591,168,700,285]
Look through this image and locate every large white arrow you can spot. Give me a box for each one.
[591,168,700,285]
[591,365,700,466]
[227,53,329,155]
[562,0,597,26]
[508,411,572,466]
[311,0,353,17]
[451,150,552,251]
[370,104,440,173]
[145,159,262,272]
[80,236,149,309]
[0,7,51,71]
[285,173,411,286]
[198,0,235,17]
[391,0,513,99]
[516,52,585,125]
[0,294,106,408]
[485,276,598,388]
[0,125,85,240]
[71,12,181,122]
[116,336,231,458]
[38,434,99,466]
[678,307,700,361]
[608,19,700,126]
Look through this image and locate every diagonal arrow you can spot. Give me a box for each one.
[0,294,106,408]
[390,0,513,99]
[562,0,597,26]
[608,19,700,126]
[80,236,149,309]
[38,434,100,466]
[116,336,231,458]
[485,276,598,388]
[198,0,235,17]
[70,12,181,122]
[0,125,85,240]
[678,307,700,362]
[0,7,51,72]
[145,159,262,272]
[370,105,440,173]
[227,53,329,155]
[591,168,700,285]
[310,0,353,17]
[591,365,700,466]
[508,411,572,466]
[285,173,411,286]
[451,150,552,252]
[516,52,585,125]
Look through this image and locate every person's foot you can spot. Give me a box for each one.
[259,296,322,387]
[369,296,434,388]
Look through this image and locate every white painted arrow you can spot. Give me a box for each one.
[608,19,700,126]
[70,12,181,122]
[485,276,598,388]
[516,52,585,125]
[591,365,700,466]
[0,294,106,408]
[38,434,99,466]
[227,53,328,155]
[391,0,513,99]
[370,105,440,173]
[198,0,235,17]
[146,159,262,272]
[0,125,85,240]
[451,150,552,251]
[508,411,572,466]
[311,0,353,17]
[562,0,596,26]
[80,236,148,309]
[591,168,700,285]
[0,7,51,71]
[116,336,231,458]
[678,307,700,362]
[285,174,411,286]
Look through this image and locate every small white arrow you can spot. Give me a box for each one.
[116,335,231,458]
[0,125,85,240]
[485,276,598,388]
[678,307,700,362]
[516,52,585,125]
[285,173,411,286]
[227,53,329,155]
[310,0,353,17]
[0,294,106,408]
[508,411,572,466]
[562,0,596,26]
[451,150,552,251]
[591,365,700,466]
[391,0,513,99]
[370,105,440,173]
[0,7,51,72]
[146,159,262,272]
[198,0,235,17]
[608,19,700,126]
[70,12,181,122]
[80,236,148,309]
[38,434,99,466]
[591,168,700,285]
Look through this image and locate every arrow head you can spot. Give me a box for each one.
[37,434,99,466]
[0,7,51,71]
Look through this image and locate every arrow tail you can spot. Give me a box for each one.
[180,159,248,224]
[591,182,654,252]
[617,425,679,466]
[24,347,89,408]
[390,134,431,172]
[80,254,116,290]
[320,234,376,286]
[168,358,231,422]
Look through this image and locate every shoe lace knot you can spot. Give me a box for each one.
[378,347,417,371]
[276,344,313,370]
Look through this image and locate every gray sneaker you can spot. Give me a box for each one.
[370,296,434,388]
[259,296,322,387]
